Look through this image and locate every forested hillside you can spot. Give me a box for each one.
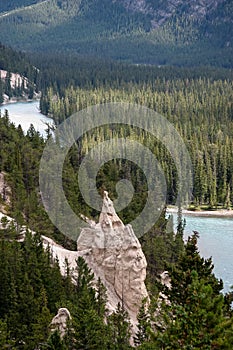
[40,74,233,210]
[0,0,40,13]
[32,52,233,92]
[0,226,135,349]
[0,43,38,102]
[0,0,232,67]
[0,96,187,348]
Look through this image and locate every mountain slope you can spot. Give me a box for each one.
[0,0,41,13]
[0,0,232,67]
[118,0,225,25]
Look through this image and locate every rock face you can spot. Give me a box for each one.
[50,308,71,337]
[0,70,29,90]
[0,172,11,212]
[160,271,171,290]
[0,191,148,340]
[77,191,148,316]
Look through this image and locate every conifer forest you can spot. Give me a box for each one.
[0,1,233,348]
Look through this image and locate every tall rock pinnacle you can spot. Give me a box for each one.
[77,191,148,316]
[40,191,148,332]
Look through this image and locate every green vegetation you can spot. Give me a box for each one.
[0,43,38,101]
[137,233,233,349]
[0,23,233,348]
[0,227,133,349]
[0,0,232,67]
[3,74,229,347]
[0,110,77,249]
[1,219,232,348]
[40,75,233,210]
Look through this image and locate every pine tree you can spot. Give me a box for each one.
[5,71,12,98]
[153,271,233,349]
[176,203,185,236]
[134,298,150,346]
[172,203,185,263]
[31,288,52,348]
[145,232,233,349]
[107,302,132,350]
[96,277,108,318]
[45,330,67,350]
[0,78,4,104]
[71,257,109,349]
[164,232,223,305]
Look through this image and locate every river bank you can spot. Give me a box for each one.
[1,95,40,106]
[0,100,53,137]
[167,206,233,217]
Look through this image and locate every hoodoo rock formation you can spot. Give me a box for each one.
[77,191,148,317]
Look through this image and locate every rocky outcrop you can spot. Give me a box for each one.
[0,172,11,212]
[77,191,148,317]
[50,308,71,337]
[160,271,171,289]
[41,191,148,326]
[0,70,29,90]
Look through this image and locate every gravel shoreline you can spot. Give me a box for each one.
[167,207,233,217]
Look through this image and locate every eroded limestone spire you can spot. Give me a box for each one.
[99,191,124,230]
[77,191,148,316]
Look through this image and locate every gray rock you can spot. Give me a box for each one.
[50,308,71,338]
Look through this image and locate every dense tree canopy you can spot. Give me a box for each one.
[0,0,232,67]
[39,76,233,210]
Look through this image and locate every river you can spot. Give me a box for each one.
[0,100,53,137]
[170,213,233,293]
[1,100,233,293]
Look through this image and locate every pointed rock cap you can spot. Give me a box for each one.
[99,191,124,229]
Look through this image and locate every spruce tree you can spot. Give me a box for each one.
[145,232,233,349]
[134,298,150,347]
[72,257,109,349]
[45,330,67,350]
[153,271,233,349]
[107,302,132,350]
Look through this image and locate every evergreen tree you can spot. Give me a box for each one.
[153,271,233,349]
[0,78,3,104]
[166,232,224,303]
[71,257,109,349]
[139,232,233,349]
[134,298,150,347]
[45,330,67,350]
[5,71,12,98]
[108,302,132,350]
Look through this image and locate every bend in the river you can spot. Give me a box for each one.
[0,100,54,137]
